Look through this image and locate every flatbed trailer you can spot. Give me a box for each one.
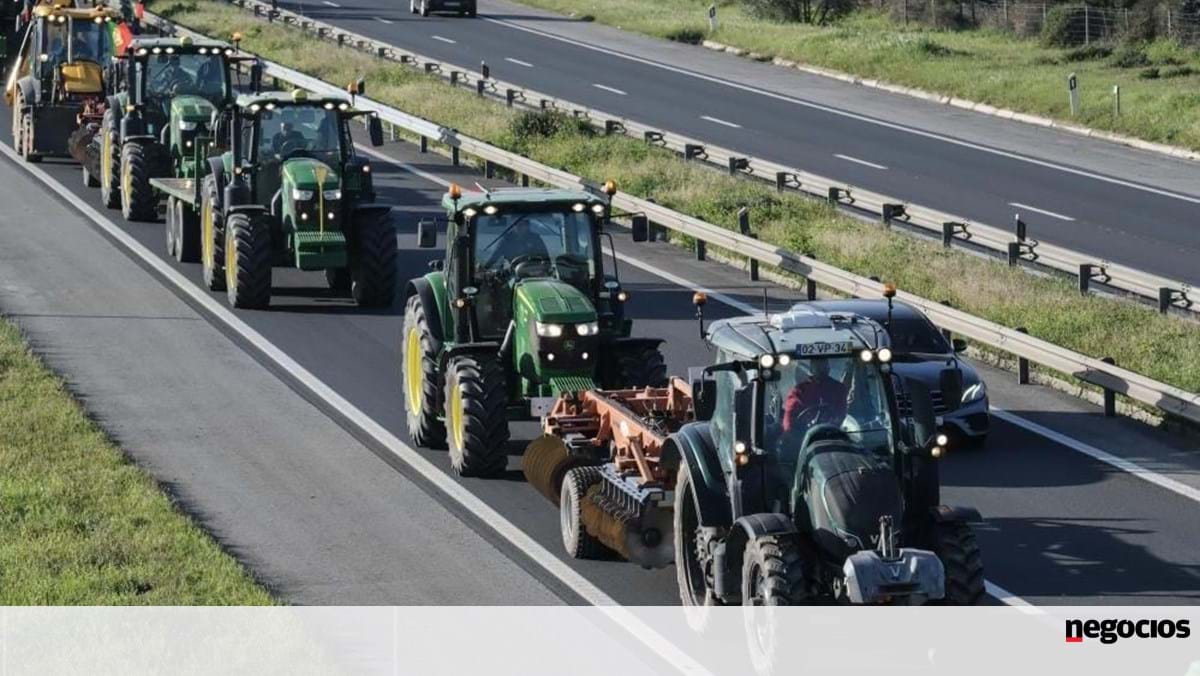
[522,378,695,568]
[149,176,202,263]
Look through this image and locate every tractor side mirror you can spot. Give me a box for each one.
[939,368,963,413]
[630,214,649,242]
[952,338,968,354]
[368,116,384,147]
[693,376,716,421]
[416,219,437,248]
[249,61,264,93]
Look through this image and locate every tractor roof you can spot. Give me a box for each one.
[443,187,604,212]
[707,306,882,361]
[236,90,355,111]
[129,37,232,54]
[33,2,121,20]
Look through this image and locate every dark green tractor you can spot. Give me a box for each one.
[186,89,394,309]
[91,36,256,222]
[402,183,668,477]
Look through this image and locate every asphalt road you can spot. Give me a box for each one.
[2,104,1200,605]
[273,0,1200,285]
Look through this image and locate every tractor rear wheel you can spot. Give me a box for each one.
[201,175,226,291]
[444,353,509,477]
[120,141,157,222]
[612,343,668,388]
[99,111,121,209]
[560,466,606,559]
[224,212,273,309]
[402,294,446,449]
[742,535,807,606]
[176,201,201,263]
[350,211,397,308]
[930,522,985,605]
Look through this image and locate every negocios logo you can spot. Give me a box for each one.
[1065,618,1191,644]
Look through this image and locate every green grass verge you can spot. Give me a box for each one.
[508,2,1200,151]
[0,318,272,604]
[150,0,1200,397]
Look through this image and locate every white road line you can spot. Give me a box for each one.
[321,1,339,6]
[592,83,627,96]
[375,16,393,24]
[992,409,1200,505]
[985,581,1040,613]
[482,15,1200,206]
[834,153,888,170]
[1008,201,1075,222]
[0,140,714,676]
[700,115,741,129]
[431,35,457,44]
[504,57,534,68]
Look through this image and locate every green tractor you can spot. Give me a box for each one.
[91,35,257,223]
[402,183,668,477]
[156,89,395,309]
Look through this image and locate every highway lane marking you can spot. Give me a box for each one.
[834,154,888,170]
[321,0,339,6]
[1,140,717,676]
[482,15,1200,207]
[1008,201,1075,222]
[700,115,741,129]
[592,83,627,96]
[375,17,393,24]
[504,57,534,68]
[431,35,457,44]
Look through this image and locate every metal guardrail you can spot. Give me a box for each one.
[216,0,1197,318]
[142,11,1200,426]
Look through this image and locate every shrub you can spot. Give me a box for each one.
[740,0,851,24]
[1109,43,1151,68]
[1139,66,1161,78]
[1063,42,1113,62]
[1162,65,1196,78]
[507,110,593,150]
[665,26,706,43]
[1041,5,1086,47]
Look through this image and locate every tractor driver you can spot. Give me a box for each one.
[271,121,308,156]
[483,217,550,272]
[782,358,849,436]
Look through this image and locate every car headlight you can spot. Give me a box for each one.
[575,321,599,336]
[536,322,564,338]
[323,189,342,200]
[292,188,314,201]
[178,121,198,132]
[962,382,987,404]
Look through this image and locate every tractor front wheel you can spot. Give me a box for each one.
[444,354,509,477]
[402,294,446,449]
[350,211,397,307]
[224,212,273,309]
[99,111,121,209]
[200,176,226,291]
[930,521,985,605]
[560,466,606,559]
[741,535,807,606]
[675,462,719,608]
[120,141,157,222]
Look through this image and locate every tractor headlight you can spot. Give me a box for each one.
[323,189,342,200]
[178,121,198,131]
[759,354,776,369]
[962,382,987,404]
[536,322,564,338]
[877,347,893,363]
[575,321,599,336]
[591,204,605,215]
[292,188,314,201]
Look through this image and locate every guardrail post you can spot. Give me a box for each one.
[1101,357,1117,416]
[806,278,817,301]
[506,89,518,107]
[476,80,486,97]
[827,187,843,204]
[419,136,428,154]
[1016,327,1030,384]
[604,120,624,136]
[881,203,905,226]
[695,239,706,261]
[1006,242,1020,266]
[485,160,496,179]
[643,131,665,145]
[738,208,758,281]
[684,144,705,161]
[520,174,530,187]
[451,146,460,166]
[1079,263,1092,295]
[450,71,462,86]
[939,300,953,343]
[1014,214,1026,242]
[1158,287,1179,314]
[943,222,955,248]
[728,157,749,176]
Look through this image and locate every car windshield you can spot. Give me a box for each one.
[256,105,343,163]
[143,52,228,108]
[763,356,894,471]
[888,317,950,354]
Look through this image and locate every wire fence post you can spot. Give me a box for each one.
[1002,0,1008,27]
[1084,3,1090,45]
[1167,8,1172,40]
[904,0,909,26]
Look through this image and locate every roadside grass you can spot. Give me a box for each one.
[150,0,1200,395]
[509,1,1200,151]
[0,318,272,604]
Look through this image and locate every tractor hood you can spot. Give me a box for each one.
[170,95,216,124]
[282,158,340,191]
[515,278,596,324]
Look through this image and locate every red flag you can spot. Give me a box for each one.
[134,2,144,20]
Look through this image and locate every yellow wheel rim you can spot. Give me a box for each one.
[121,161,132,203]
[449,383,465,451]
[225,227,237,292]
[404,327,423,415]
[201,200,213,270]
[101,133,111,189]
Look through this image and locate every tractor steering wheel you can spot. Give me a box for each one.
[276,138,310,159]
[510,253,553,279]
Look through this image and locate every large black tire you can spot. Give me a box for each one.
[325,268,351,296]
[444,354,509,477]
[611,343,668,388]
[120,141,158,222]
[99,110,121,209]
[165,196,178,258]
[560,466,606,559]
[224,212,273,309]
[350,211,397,307]
[200,175,226,291]
[931,522,985,605]
[674,463,719,608]
[401,293,446,449]
[82,163,99,188]
[15,94,40,163]
[176,200,201,263]
[741,535,807,606]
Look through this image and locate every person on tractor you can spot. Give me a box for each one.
[271,120,307,156]
[782,358,850,435]
[482,217,550,270]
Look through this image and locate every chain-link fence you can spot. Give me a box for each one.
[876,0,1200,45]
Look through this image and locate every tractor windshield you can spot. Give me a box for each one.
[66,19,112,63]
[256,105,343,164]
[473,209,596,287]
[143,52,228,110]
[763,355,894,468]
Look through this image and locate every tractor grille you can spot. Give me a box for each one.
[897,391,948,416]
[550,376,596,397]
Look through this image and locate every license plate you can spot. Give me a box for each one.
[798,341,854,356]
